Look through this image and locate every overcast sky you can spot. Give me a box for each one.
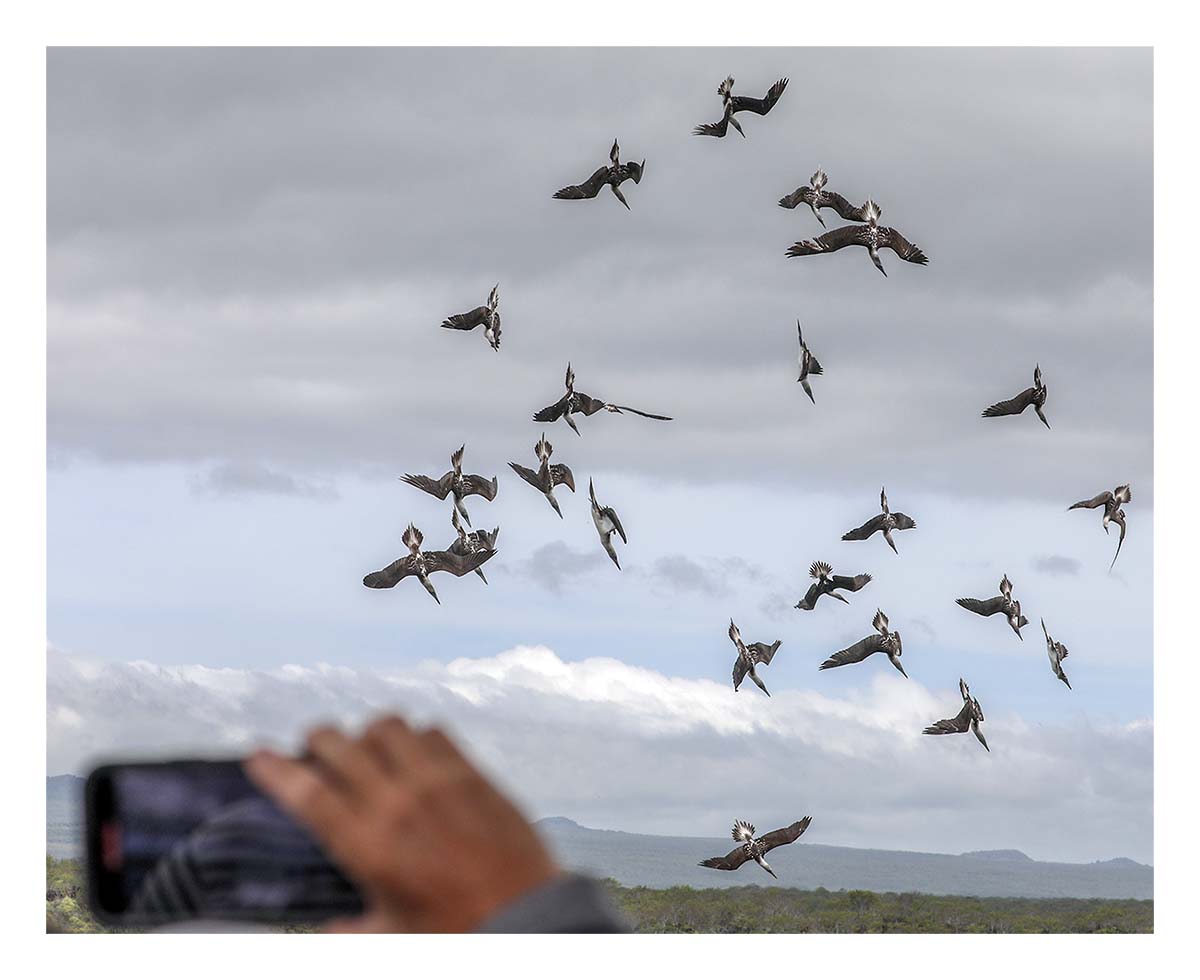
[47,47,1152,863]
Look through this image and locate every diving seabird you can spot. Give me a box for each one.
[728,619,781,697]
[796,320,823,403]
[699,817,812,879]
[786,200,928,277]
[693,76,789,139]
[819,609,907,678]
[981,364,1050,429]
[923,678,989,752]
[589,479,627,569]
[841,487,917,554]
[508,433,576,519]
[553,139,645,210]
[1041,618,1072,690]
[956,573,1029,640]
[1068,484,1132,571]
[400,445,498,527]
[532,363,672,436]
[794,560,872,611]
[362,523,495,603]
[778,168,876,228]
[440,284,501,352]
[449,509,499,585]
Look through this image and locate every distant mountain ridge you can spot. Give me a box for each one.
[533,817,1152,900]
[44,778,1150,899]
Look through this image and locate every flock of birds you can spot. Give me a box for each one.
[358,72,1134,881]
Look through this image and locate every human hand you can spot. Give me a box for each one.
[244,715,561,932]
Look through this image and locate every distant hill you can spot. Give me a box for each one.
[534,817,1152,900]
[43,777,1151,900]
[960,849,1033,862]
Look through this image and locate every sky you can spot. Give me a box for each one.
[46,47,1153,864]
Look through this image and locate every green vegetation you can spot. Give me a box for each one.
[602,881,1153,933]
[45,857,1152,934]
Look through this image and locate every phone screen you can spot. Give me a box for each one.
[86,760,363,926]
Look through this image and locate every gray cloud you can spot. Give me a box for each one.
[46,646,1153,864]
[512,541,609,595]
[46,48,1152,503]
[646,554,766,598]
[191,461,338,500]
[1032,554,1083,577]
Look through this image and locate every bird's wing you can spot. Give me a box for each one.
[553,166,609,200]
[566,392,607,417]
[748,641,779,666]
[609,404,673,421]
[532,393,571,424]
[807,355,823,376]
[730,77,788,115]
[825,192,875,222]
[778,185,815,210]
[603,506,627,543]
[830,573,872,593]
[1069,491,1115,510]
[957,596,1006,617]
[890,512,917,531]
[787,224,872,257]
[820,634,886,669]
[440,306,489,331]
[460,474,499,501]
[362,555,418,590]
[796,581,824,609]
[550,463,576,492]
[879,227,930,265]
[732,657,749,690]
[924,701,974,735]
[699,846,751,871]
[508,462,543,490]
[400,472,454,499]
[692,112,730,138]
[841,514,886,541]
[423,548,497,578]
[982,387,1037,418]
[758,816,812,853]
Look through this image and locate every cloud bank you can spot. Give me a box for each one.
[47,644,1152,864]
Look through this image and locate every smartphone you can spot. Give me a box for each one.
[86,759,363,927]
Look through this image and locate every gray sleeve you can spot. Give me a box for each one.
[475,874,629,933]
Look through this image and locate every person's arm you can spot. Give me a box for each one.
[244,715,627,933]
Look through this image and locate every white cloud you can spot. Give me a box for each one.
[46,644,1152,864]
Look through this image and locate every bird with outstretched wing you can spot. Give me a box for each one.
[693,76,788,138]
[699,816,812,878]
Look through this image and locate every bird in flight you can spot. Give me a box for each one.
[440,284,502,352]
[1041,618,1072,690]
[508,433,576,519]
[589,479,627,569]
[957,573,1029,640]
[699,817,812,879]
[553,139,645,210]
[794,560,872,611]
[400,445,498,528]
[728,619,781,697]
[796,320,823,403]
[532,363,672,436]
[982,364,1050,429]
[778,168,876,228]
[924,678,989,752]
[786,200,928,277]
[362,523,495,603]
[1069,484,1131,571]
[841,487,917,554]
[819,609,907,678]
[448,510,499,586]
[693,75,789,139]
